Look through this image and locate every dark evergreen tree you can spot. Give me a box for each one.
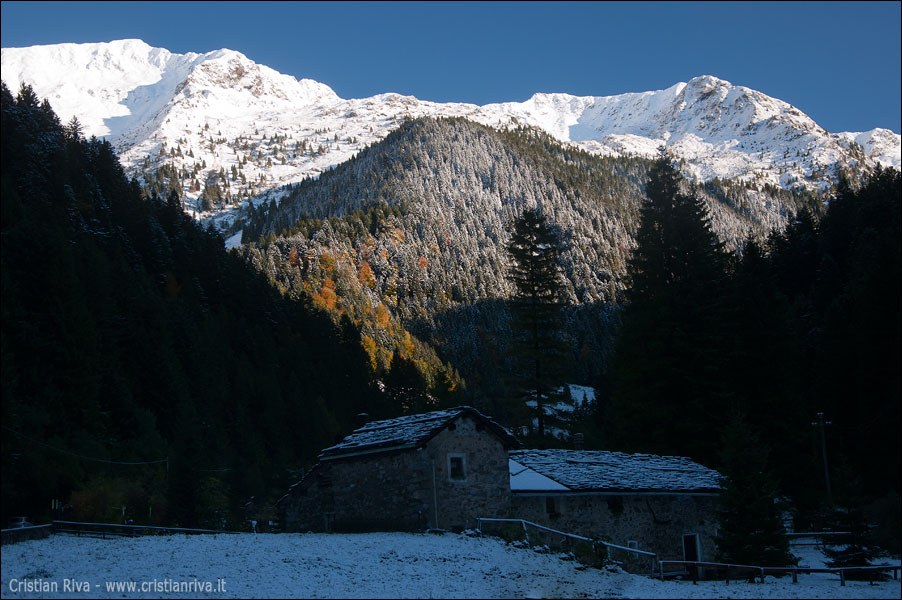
[812,168,900,502]
[715,414,795,567]
[200,181,222,212]
[767,207,821,314]
[725,237,817,508]
[64,115,83,141]
[382,349,432,415]
[15,82,39,107]
[822,506,881,578]
[505,207,567,437]
[865,491,901,555]
[608,154,731,465]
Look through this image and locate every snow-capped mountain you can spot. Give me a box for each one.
[3,39,899,225]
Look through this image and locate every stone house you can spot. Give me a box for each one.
[279,407,722,566]
[509,449,722,564]
[278,406,521,533]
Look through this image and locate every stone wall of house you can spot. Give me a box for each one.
[423,416,511,532]
[329,450,436,532]
[280,415,512,533]
[510,492,719,567]
[282,451,434,532]
[280,464,336,532]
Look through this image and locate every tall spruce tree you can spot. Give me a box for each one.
[715,414,795,567]
[818,454,882,577]
[506,207,567,438]
[608,154,731,465]
[726,237,816,507]
[812,168,901,502]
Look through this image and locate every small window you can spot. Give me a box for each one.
[627,540,639,550]
[447,454,466,481]
[546,496,558,516]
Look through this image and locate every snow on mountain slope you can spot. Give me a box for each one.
[1,39,201,138]
[492,76,900,187]
[3,39,899,228]
[834,127,901,170]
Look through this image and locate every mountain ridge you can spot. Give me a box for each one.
[2,39,898,230]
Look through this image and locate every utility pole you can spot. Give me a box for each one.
[812,412,833,505]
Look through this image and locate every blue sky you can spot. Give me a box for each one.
[2,1,900,133]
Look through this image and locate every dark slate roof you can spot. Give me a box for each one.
[509,449,722,493]
[319,406,520,461]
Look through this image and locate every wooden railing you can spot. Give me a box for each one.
[1,524,53,545]
[658,560,901,586]
[476,517,658,576]
[52,520,234,538]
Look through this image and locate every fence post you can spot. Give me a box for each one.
[521,520,530,546]
[792,568,798,584]
[840,569,845,587]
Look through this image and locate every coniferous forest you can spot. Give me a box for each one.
[1,83,899,551]
[1,83,402,528]
[608,155,900,545]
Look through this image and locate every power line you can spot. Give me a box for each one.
[2,425,168,466]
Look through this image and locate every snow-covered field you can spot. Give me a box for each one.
[1,532,899,599]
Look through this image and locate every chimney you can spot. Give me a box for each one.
[355,413,370,427]
[573,433,584,450]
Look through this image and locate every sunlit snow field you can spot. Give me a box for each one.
[1,532,899,599]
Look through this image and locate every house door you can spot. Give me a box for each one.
[682,533,700,580]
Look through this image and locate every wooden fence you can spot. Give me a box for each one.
[658,560,901,586]
[1,524,52,545]
[476,517,658,576]
[51,520,234,538]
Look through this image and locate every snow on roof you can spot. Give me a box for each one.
[509,459,569,491]
[508,449,722,493]
[319,406,519,460]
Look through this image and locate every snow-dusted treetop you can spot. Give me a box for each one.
[2,39,899,218]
